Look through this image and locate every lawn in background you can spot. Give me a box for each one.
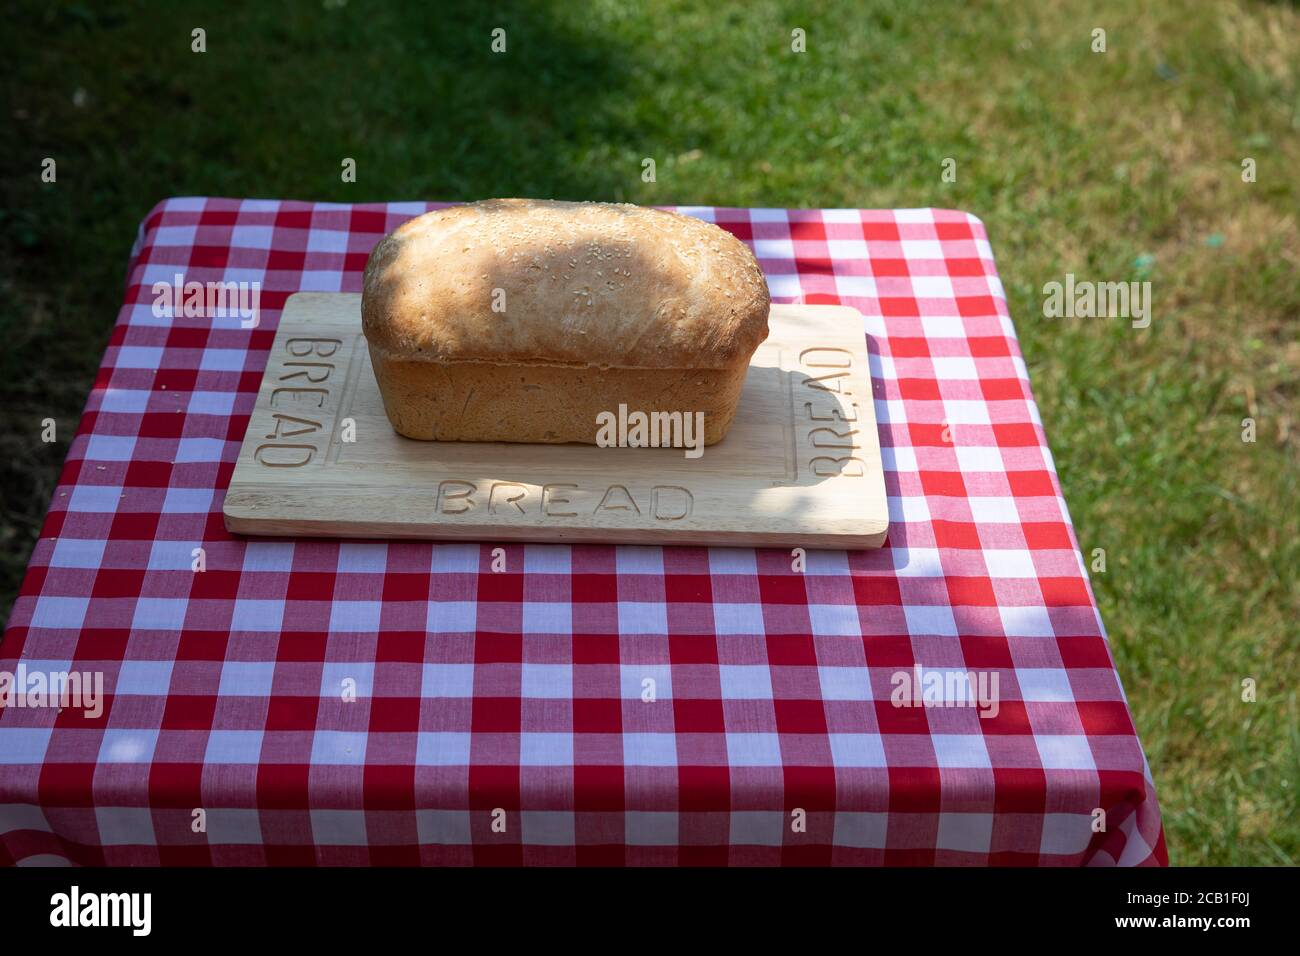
[1,0,1296,865]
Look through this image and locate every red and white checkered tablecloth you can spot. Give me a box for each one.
[0,198,1165,866]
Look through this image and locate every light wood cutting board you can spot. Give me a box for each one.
[223,293,888,549]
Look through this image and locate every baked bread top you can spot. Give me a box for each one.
[361,198,770,369]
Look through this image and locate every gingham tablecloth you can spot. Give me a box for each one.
[0,198,1165,866]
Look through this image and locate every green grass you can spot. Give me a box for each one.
[1,0,1296,865]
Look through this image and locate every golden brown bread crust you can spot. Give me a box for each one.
[361,198,770,370]
[368,346,748,444]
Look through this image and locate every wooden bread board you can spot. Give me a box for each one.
[223,293,888,549]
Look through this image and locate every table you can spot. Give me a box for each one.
[0,198,1165,865]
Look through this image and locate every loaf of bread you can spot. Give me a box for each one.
[360,198,770,445]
